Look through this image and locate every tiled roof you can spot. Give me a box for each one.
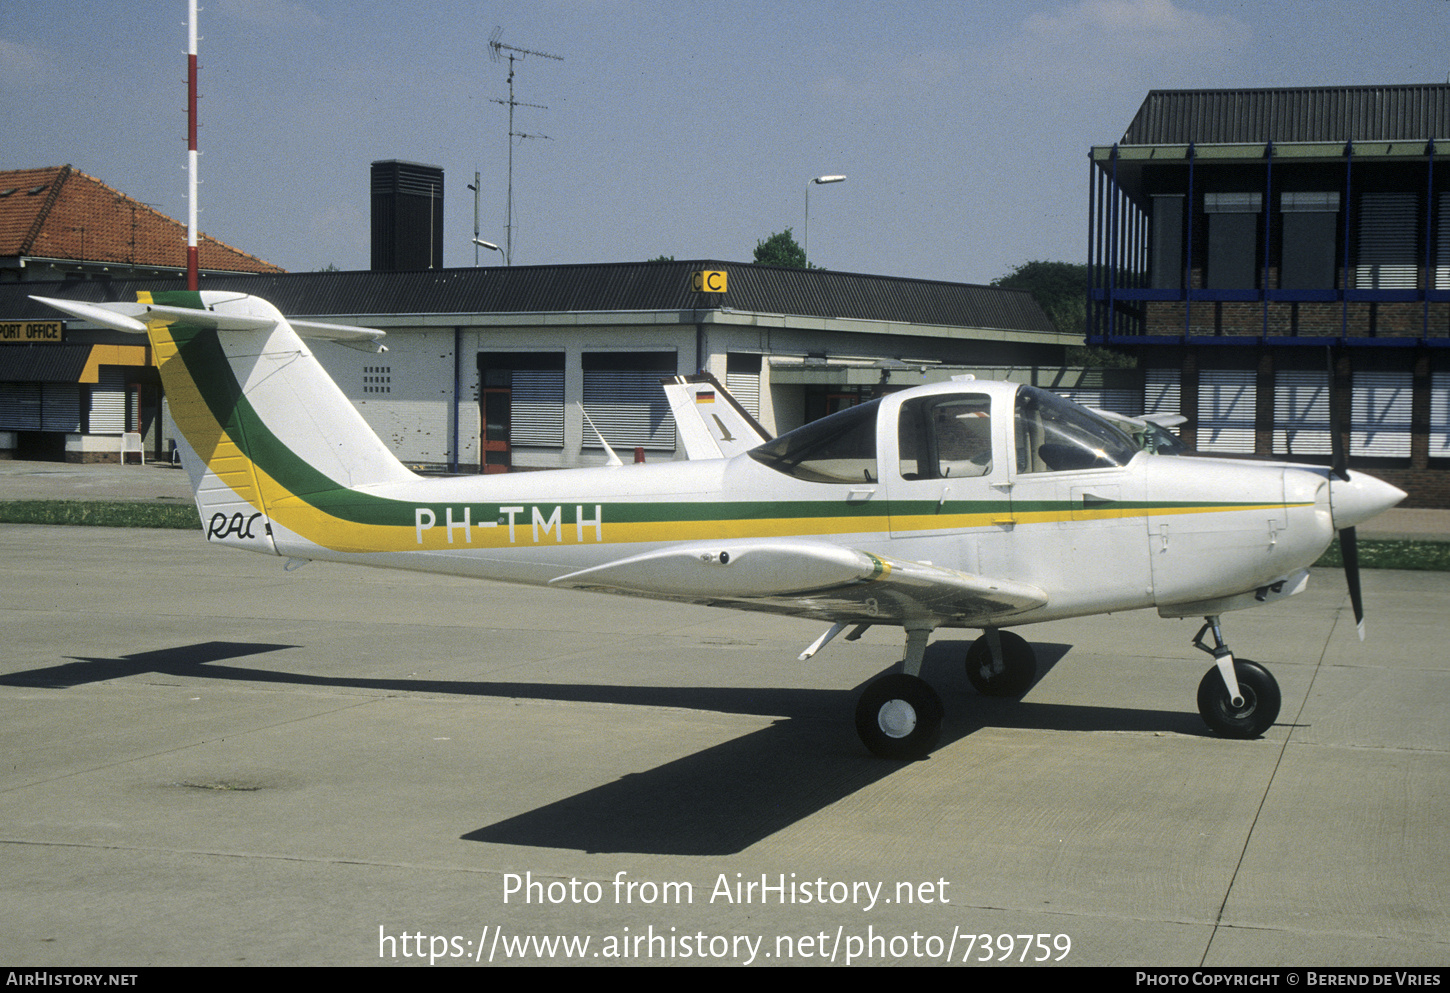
[0,165,283,273]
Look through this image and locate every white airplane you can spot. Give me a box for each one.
[35,290,1406,760]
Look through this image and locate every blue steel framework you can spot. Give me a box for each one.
[1087,140,1448,348]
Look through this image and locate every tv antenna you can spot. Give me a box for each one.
[489,28,563,266]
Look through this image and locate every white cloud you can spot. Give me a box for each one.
[997,0,1251,91]
[0,37,62,88]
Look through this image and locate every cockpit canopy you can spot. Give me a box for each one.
[748,384,1140,483]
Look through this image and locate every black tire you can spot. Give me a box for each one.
[964,630,1037,697]
[855,673,943,760]
[1197,659,1281,738]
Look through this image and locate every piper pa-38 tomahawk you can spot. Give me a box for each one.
[37,290,1406,760]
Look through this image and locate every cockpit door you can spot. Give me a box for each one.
[885,390,1015,551]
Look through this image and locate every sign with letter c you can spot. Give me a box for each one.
[691,270,727,293]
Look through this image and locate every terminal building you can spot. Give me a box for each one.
[1088,84,1450,505]
[1,262,1078,470]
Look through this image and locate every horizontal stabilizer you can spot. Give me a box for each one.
[32,296,385,352]
[29,296,148,334]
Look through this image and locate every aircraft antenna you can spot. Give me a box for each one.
[488,28,563,266]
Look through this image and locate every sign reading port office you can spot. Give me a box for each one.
[692,270,727,293]
[0,321,63,343]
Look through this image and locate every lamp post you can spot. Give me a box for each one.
[804,174,846,267]
[468,174,481,266]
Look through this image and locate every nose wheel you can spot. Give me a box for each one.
[1192,616,1281,738]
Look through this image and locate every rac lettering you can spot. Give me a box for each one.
[208,511,263,541]
[415,505,604,545]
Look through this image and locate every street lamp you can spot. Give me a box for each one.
[473,238,503,263]
[804,174,846,267]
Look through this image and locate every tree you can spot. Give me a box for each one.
[990,260,1086,334]
[753,228,807,268]
[991,260,1133,368]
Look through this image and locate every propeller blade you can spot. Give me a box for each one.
[1340,525,1365,641]
[1327,346,1350,482]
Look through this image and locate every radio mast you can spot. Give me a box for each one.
[488,29,562,266]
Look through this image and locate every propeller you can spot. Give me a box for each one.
[1327,347,1366,640]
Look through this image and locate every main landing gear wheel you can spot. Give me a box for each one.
[965,630,1037,697]
[1196,659,1281,739]
[855,673,943,761]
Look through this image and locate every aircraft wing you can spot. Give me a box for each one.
[549,538,1046,626]
[661,373,772,460]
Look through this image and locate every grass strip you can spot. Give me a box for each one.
[0,500,201,530]
[1314,536,1450,572]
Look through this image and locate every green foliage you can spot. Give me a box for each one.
[1314,537,1450,572]
[753,228,807,268]
[991,260,1088,335]
[647,255,675,262]
[0,500,201,529]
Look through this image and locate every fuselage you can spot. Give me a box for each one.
[223,379,1394,629]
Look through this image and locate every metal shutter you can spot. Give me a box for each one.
[1143,368,1182,419]
[89,369,127,434]
[0,382,41,430]
[1197,369,1257,453]
[1053,387,1140,416]
[725,370,761,418]
[583,369,676,451]
[1272,370,1331,456]
[1351,370,1412,457]
[1431,372,1450,458]
[509,369,564,447]
[1355,192,1418,289]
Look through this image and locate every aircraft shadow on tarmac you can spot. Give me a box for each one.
[7,638,1209,856]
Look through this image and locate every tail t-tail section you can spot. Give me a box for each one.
[34,290,415,557]
[661,372,772,460]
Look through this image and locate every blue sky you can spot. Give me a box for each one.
[4,0,1448,283]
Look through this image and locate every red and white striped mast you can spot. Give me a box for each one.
[186,0,200,290]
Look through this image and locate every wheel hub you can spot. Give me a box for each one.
[877,699,918,738]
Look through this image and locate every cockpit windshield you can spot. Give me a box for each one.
[749,399,880,483]
[1014,386,1140,473]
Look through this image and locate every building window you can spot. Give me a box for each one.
[725,353,762,417]
[1431,372,1450,458]
[1150,195,1185,290]
[1204,192,1262,289]
[1142,368,1182,420]
[1272,370,1331,456]
[1354,192,1419,290]
[582,352,677,451]
[1351,370,1412,458]
[1197,368,1257,453]
[1280,192,1339,290]
[478,352,565,455]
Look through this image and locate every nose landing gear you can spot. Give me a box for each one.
[1192,616,1281,738]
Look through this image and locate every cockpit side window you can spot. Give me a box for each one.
[898,395,992,480]
[1014,386,1140,473]
[748,399,880,483]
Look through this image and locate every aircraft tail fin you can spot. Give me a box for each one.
[661,372,772,460]
[34,291,416,556]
